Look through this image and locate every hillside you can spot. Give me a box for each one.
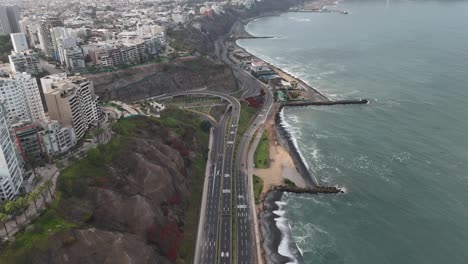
[85,56,239,102]
[0,110,210,264]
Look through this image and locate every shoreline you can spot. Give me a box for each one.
[232,13,331,103]
[227,5,364,263]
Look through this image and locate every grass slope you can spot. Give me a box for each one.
[253,175,264,205]
[254,130,269,168]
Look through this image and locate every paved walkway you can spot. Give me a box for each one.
[0,167,59,239]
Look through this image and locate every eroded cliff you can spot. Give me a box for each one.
[1,111,209,264]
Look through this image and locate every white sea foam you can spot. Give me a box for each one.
[288,17,312,22]
[335,185,347,194]
[296,243,304,256]
[273,201,300,264]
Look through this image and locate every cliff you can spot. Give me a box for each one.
[168,0,304,55]
[1,111,210,264]
[84,57,239,102]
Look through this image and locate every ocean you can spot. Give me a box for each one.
[237,1,468,263]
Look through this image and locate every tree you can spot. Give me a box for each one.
[28,191,39,214]
[199,120,212,133]
[0,212,9,238]
[38,185,48,208]
[24,154,39,178]
[4,201,18,227]
[44,179,54,199]
[92,127,105,144]
[17,197,28,221]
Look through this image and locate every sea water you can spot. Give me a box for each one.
[238,1,468,263]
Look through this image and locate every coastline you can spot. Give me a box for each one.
[259,191,292,264]
[228,7,351,264]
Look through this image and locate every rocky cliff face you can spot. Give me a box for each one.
[9,115,208,264]
[85,57,239,102]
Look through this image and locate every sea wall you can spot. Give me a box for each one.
[274,99,369,187]
[275,108,318,187]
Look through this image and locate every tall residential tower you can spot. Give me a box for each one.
[0,103,23,201]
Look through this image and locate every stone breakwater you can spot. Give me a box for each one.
[269,184,343,194]
[275,106,318,186]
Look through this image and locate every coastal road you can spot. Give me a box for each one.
[235,81,274,264]
[219,97,241,264]
[215,19,284,264]
[150,91,241,264]
[201,107,230,264]
[215,25,276,264]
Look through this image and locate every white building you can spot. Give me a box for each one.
[41,74,99,140]
[0,73,46,125]
[10,33,28,53]
[0,103,23,201]
[40,119,77,156]
[8,50,42,75]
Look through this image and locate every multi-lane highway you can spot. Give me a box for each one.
[201,108,230,264]
[151,91,241,264]
[152,25,274,263]
[215,25,275,264]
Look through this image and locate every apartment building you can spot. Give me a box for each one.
[41,74,99,141]
[0,103,23,201]
[8,50,42,75]
[0,73,46,125]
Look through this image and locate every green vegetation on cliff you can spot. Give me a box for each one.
[0,110,210,264]
[253,175,264,205]
[236,102,258,141]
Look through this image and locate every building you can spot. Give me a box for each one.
[63,46,85,72]
[0,73,46,125]
[38,17,63,57]
[10,32,28,53]
[13,123,43,162]
[0,103,23,201]
[41,74,99,140]
[0,6,20,35]
[8,50,42,75]
[39,119,77,157]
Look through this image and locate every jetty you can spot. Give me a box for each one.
[283,99,370,107]
[269,184,343,194]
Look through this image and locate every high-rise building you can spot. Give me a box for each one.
[8,50,42,75]
[0,103,23,201]
[41,74,99,140]
[0,6,20,35]
[38,17,63,57]
[10,32,28,52]
[13,123,43,162]
[0,73,46,125]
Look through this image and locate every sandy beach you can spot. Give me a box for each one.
[254,141,306,192]
[253,115,306,194]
